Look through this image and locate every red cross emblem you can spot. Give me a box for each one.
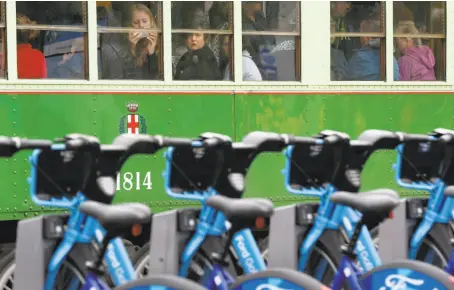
[127,114,139,134]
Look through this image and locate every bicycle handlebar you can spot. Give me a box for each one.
[0,136,52,157]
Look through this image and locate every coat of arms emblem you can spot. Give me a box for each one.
[119,102,147,134]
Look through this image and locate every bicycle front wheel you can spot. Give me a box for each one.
[360,260,454,290]
[113,275,207,290]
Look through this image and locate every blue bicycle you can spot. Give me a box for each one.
[253,129,454,289]
[353,128,454,272]
[139,131,332,289]
[12,133,212,290]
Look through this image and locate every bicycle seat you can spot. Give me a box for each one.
[80,200,151,230]
[205,195,274,220]
[444,186,454,198]
[330,189,400,215]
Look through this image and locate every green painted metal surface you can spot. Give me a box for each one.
[0,92,451,220]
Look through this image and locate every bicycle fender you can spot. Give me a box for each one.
[427,223,452,258]
[360,260,454,290]
[318,229,344,256]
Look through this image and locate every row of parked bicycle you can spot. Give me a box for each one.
[0,128,454,289]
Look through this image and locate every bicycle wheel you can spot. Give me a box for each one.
[365,225,450,269]
[231,268,329,290]
[258,236,340,286]
[113,275,207,290]
[0,250,86,290]
[133,242,215,285]
[360,260,454,290]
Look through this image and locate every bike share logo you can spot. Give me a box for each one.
[379,274,424,290]
[233,235,257,273]
[119,102,147,134]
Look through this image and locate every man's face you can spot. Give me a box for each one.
[186,32,205,50]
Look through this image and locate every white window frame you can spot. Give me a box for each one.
[0,0,451,92]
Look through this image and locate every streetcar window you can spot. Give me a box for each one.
[16,1,88,80]
[171,1,232,81]
[393,1,446,81]
[242,1,300,81]
[330,1,388,81]
[97,1,163,80]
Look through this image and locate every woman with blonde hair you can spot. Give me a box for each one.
[101,4,159,79]
[16,13,47,78]
[395,20,436,81]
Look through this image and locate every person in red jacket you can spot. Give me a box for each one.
[16,14,47,79]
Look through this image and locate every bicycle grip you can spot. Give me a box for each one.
[161,136,194,147]
[20,139,53,149]
[287,135,319,146]
[401,133,434,143]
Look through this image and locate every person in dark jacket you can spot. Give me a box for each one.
[101,4,159,79]
[174,27,221,80]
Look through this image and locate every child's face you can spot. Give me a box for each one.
[396,37,409,51]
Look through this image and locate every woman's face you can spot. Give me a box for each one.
[186,32,205,50]
[132,10,151,28]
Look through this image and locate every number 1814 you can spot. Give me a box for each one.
[116,171,152,191]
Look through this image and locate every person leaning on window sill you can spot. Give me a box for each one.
[16,14,47,79]
[101,4,159,80]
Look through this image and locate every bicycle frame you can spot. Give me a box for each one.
[81,272,111,290]
[162,146,267,280]
[331,255,363,290]
[43,198,137,289]
[204,263,236,290]
[28,148,137,290]
[393,144,454,260]
[177,192,267,278]
[283,146,381,275]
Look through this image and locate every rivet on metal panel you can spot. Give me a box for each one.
[13,195,16,198]
[24,199,28,203]
[13,171,16,174]
[168,121,171,124]
[93,109,97,112]
[24,213,27,217]
[13,109,16,112]
[13,183,16,186]
[14,207,16,211]
[13,214,16,217]
[93,121,97,125]
[34,212,38,216]
[168,109,171,112]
